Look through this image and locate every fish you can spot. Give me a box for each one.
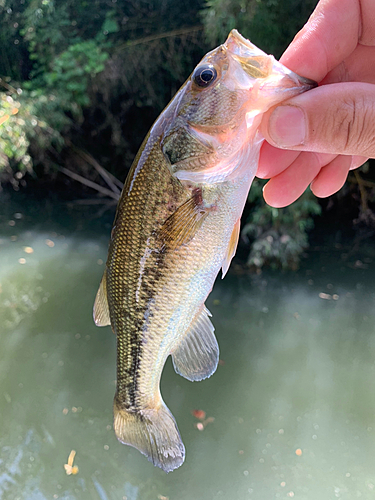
[93,29,316,473]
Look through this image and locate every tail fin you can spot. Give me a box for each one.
[113,398,185,473]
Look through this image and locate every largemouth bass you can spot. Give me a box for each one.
[93,29,316,472]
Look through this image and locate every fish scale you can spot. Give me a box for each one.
[108,142,188,406]
[93,29,316,472]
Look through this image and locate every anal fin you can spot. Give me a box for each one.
[172,306,219,382]
[222,218,240,278]
[93,272,111,327]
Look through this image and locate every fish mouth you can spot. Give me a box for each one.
[225,29,259,55]
[224,29,274,79]
[224,29,317,100]
[294,74,318,88]
[259,66,317,103]
[274,62,317,92]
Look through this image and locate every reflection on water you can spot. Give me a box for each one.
[1,197,375,500]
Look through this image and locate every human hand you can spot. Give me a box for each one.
[257,0,375,208]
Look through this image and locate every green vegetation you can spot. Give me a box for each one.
[202,0,318,57]
[243,179,321,271]
[1,0,374,270]
[0,0,206,181]
[0,92,31,183]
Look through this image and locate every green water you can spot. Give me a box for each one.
[1,195,375,500]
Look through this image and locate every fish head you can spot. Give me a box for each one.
[161,30,316,182]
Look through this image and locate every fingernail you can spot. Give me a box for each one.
[268,105,306,147]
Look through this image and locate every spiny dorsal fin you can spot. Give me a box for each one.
[222,218,240,278]
[93,272,111,327]
[157,196,208,251]
[171,306,219,381]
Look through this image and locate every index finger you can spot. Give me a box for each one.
[279,0,364,82]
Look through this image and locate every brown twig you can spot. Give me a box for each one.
[353,170,368,212]
[69,198,118,205]
[63,139,124,193]
[73,148,123,193]
[0,77,18,95]
[58,167,120,200]
[348,176,375,189]
[115,25,203,52]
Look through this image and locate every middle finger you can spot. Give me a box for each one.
[263,152,336,208]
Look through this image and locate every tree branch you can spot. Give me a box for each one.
[58,167,120,200]
[72,147,123,192]
[115,25,203,52]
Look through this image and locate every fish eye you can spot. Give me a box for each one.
[192,64,217,88]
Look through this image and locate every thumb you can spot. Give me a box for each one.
[261,82,375,158]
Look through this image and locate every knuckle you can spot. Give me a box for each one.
[333,96,375,155]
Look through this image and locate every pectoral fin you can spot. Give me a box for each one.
[93,272,111,326]
[172,306,219,381]
[221,218,240,278]
[158,196,208,251]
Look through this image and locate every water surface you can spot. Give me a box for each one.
[1,195,375,500]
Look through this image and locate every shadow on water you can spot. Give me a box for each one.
[1,194,375,500]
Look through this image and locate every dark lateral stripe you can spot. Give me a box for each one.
[116,250,166,409]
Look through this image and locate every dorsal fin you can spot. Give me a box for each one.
[171,306,219,381]
[93,272,111,327]
[222,218,240,278]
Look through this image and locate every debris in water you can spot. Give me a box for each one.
[204,417,215,425]
[23,246,34,254]
[195,416,215,431]
[45,239,55,248]
[318,292,331,300]
[354,260,367,269]
[192,409,215,430]
[18,258,26,264]
[192,409,206,420]
[64,450,79,475]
